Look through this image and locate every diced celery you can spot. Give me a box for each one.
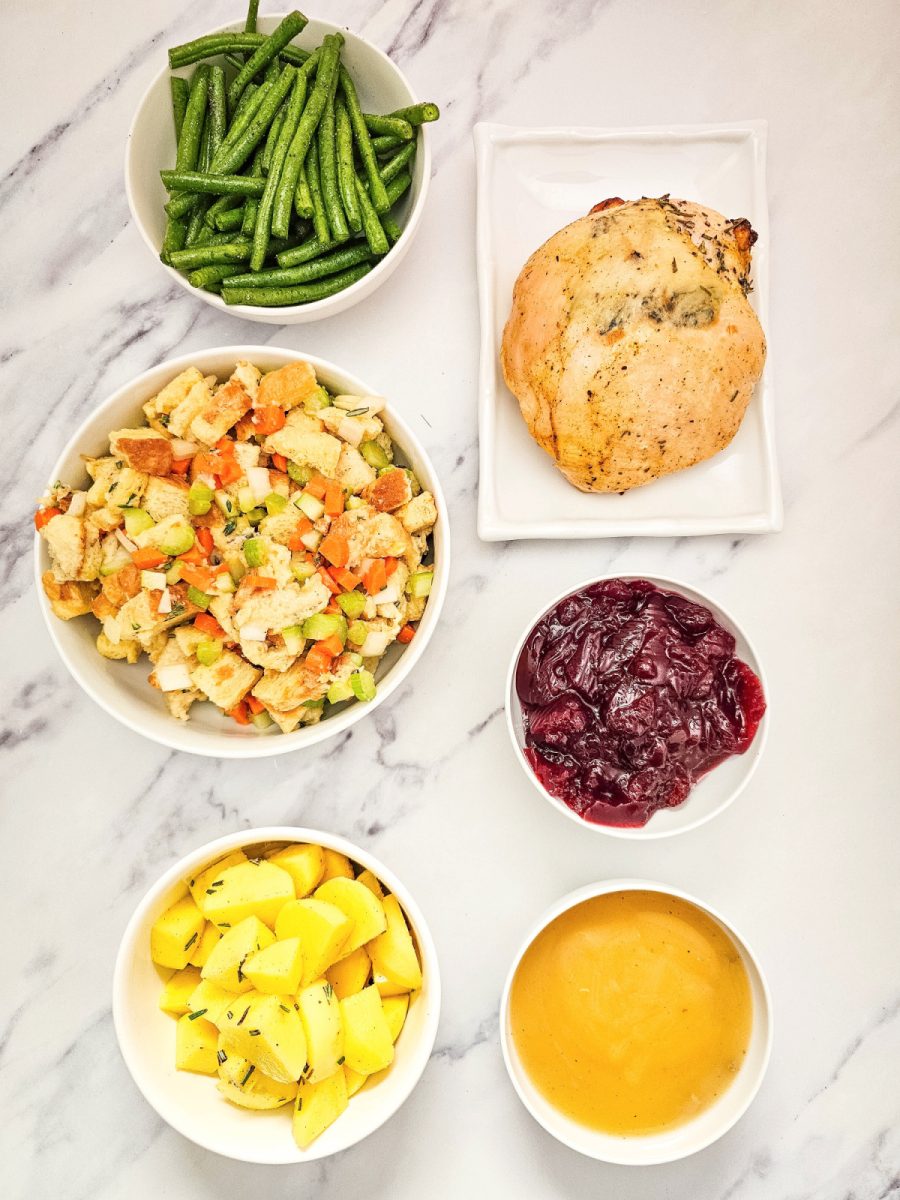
[287,461,311,485]
[347,620,368,647]
[99,563,120,577]
[247,507,265,525]
[216,572,236,593]
[264,492,288,515]
[291,559,316,583]
[243,537,267,568]
[360,440,390,470]
[215,490,237,517]
[407,569,434,599]
[196,637,223,666]
[224,552,246,583]
[251,710,274,730]
[158,521,195,556]
[350,670,376,702]
[237,487,256,513]
[303,385,331,413]
[282,624,304,654]
[346,651,363,667]
[295,491,325,520]
[140,569,167,591]
[123,508,154,538]
[187,585,211,611]
[302,698,325,709]
[345,495,366,510]
[188,480,213,516]
[337,591,367,619]
[326,679,354,704]
[165,561,183,586]
[302,613,347,642]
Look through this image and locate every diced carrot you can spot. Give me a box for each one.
[363,559,387,595]
[384,557,398,579]
[246,694,266,715]
[324,480,344,517]
[319,633,344,658]
[317,566,341,595]
[217,458,243,486]
[324,601,341,614]
[271,452,288,472]
[192,451,220,478]
[194,613,226,638]
[243,574,277,590]
[397,624,416,644]
[34,507,62,531]
[180,564,215,591]
[305,474,328,501]
[305,644,333,673]
[216,437,235,456]
[227,701,251,725]
[131,547,168,569]
[171,457,192,475]
[319,532,349,568]
[196,527,214,557]
[177,545,206,565]
[329,566,361,591]
[252,405,286,435]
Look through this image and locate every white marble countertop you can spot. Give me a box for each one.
[3,1,899,1196]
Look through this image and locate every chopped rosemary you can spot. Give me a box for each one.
[248,1029,261,1037]
[217,1049,228,1064]
[237,1005,251,1026]
[183,931,198,951]
[337,1055,345,1065]
[187,1008,208,1021]
[241,1065,256,1086]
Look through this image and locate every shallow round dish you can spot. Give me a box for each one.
[113,826,441,1164]
[34,345,449,757]
[500,878,772,1164]
[506,574,768,838]
[126,15,431,324]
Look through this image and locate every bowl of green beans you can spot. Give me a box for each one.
[126,8,439,323]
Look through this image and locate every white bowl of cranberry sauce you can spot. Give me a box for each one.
[506,576,768,839]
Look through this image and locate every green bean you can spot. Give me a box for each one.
[168,33,310,69]
[371,134,403,156]
[245,0,260,32]
[250,70,309,270]
[185,202,208,246]
[271,34,342,239]
[305,139,330,245]
[363,113,414,141]
[333,97,361,235]
[160,170,267,196]
[385,169,412,206]
[175,65,209,172]
[276,235,330,267]
[188,264,246,290]
[208,65,227,158]
[227,243,374,287]
[211,65,295,176]
[224,52,244,71]
[227,11,307,111]
[241,148,265,235]
[390,102,440,125]
[213,205,246,232]
[222,262,373,306]
[317,67,349,243]
[294,162,314,218]
[379,141,415,184]
[161,217,188,262]
[264,58,281,84]
[339,67,389,213]
[168,241,252,270]
[354,174,389,256]
[204,193,240,227]
[382,215,403,244]
[171,77,189,142]
[262,101,288,173]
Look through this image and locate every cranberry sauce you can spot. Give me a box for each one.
[515,579,766,827]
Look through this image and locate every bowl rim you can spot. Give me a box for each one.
[112,824,442,1164]
[499,876,774,1164]
[504,573,769,839]
[33,344,450,758]
[124,13,431,321]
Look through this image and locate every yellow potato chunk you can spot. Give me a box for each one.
[188,850,248,909]
[340,985,394,1075]
[369,894,423,992]
[320,848,354,882]
[201,860,295,930]
[325,946,370,1000]
[151,895,206,970]
[275,899,352,986]
[314,878,387,957]
[187,978,234,1026]
[297,980,344,1082]
[189,922,222,968]
[292,1070,349,1150]
[382,994,410,1043]
[201,916,274,993]
[159,965,202,1016]
[344,1065,367,1097]
[244,937,304,995]
[175,1013,219,1074]
[355,869,384,898]
[219,992,307,1084]
[217,1039,298,1110]
[267,844,324,897]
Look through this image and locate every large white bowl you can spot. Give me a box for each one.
[126,15,432,324]
[500,878,773,1164]
[113,826,441,1164]
[506,575,768,838]
[34,345,449,757]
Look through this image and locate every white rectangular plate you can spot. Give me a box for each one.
[475,121,782,541]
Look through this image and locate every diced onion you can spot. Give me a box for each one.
[239,623,268,642]
[196,472,217,489]
[115,528,138,553]
[337,416,363,446]
[68,492,87,517]
[247,466,270,502]
[359,630,391,658]
[103,616,121,646]
[155,663,193,692]
[157,587,173,614]
[170,439,198,458]
[370,582,400,606]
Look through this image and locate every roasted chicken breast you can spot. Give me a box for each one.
[500,196,766,492]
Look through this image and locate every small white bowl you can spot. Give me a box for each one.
[500,878,773,1164]
[113,826,441,1164]
[126,15,431,324]
[506,575,768,838]
[34,345,449,758]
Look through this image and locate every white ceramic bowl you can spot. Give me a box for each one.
[113,826,441,1164]
[34,345,449,757]
[506,575,768,838]
[126,15,432,324]
[500,878,773,1164]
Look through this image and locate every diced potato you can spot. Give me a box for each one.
[175,1013,219,1075]
[187,978,234,1026]
[275,900,352,986]
[267,843,325,897]
[219,992,307,1084]
[188,850,248,909]
[200,860,295,930]
[314,878,387,957]
[150,895,206,970]
[325,946,370,1000]
[159,965,202,1016]
[382,994,410,1043]
[244,937,304,995]
[320,849,354,882]
[369,894,423,992]
[355,869,383,898]
[339,985,394,1075]
[292,1070,349,1150]
[189,923,222,968]
[343,1064,367,1097]
[297,980,344,1082]
[201,916,275,993]
[217,1040,298,1110]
